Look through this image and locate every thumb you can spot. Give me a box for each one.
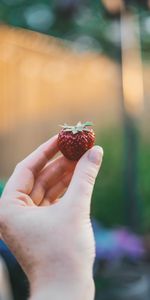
[64,146,103,214]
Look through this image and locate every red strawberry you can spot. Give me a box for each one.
[58,121,95,161]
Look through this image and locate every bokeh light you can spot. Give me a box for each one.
[0,1,150,299]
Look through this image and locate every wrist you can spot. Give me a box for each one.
[30,280,94,300]
[29,269,95,300]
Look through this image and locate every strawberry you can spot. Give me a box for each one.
[58,121,95,161]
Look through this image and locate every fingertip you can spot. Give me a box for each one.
[87,145,103,165]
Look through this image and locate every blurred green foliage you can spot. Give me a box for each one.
[92,128,124,226]
[139,135,150,231]
[91,128,150,229]
[0,0,149,60]
[0,181,5,196]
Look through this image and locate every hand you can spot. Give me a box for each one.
[0,135,103,300]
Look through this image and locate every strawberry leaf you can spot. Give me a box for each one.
[60,121,93,134]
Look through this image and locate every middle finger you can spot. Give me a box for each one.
[30,155,76,205]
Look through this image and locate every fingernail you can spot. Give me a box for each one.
[88,146,103,165]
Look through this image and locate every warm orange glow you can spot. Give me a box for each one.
[0,25,149,178]
[121,12,144,117]
[101,0,124,13]
[0,25,120,134]
[0,25,122,177]
[122,62,144,116]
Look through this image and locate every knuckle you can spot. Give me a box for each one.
[15,191,25,199]
[86,174,95,186]
[42,148,49,162]
[15,162,23,171]
[75,171,95,199]
[16,193,31,205]
[83,170,96,186]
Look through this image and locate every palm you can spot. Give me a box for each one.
[0,134,102,300]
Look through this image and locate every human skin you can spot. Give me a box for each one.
[0,135,103,300]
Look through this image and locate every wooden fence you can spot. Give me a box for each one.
[0,25,149,178]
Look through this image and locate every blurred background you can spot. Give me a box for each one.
[0,0,150,299]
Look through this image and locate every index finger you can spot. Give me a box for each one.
[2,135,59,196]
[17,134,59,174]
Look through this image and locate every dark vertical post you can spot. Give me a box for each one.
[123,113,140,231]
[120,10,144,232]
[102,1,145,232]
